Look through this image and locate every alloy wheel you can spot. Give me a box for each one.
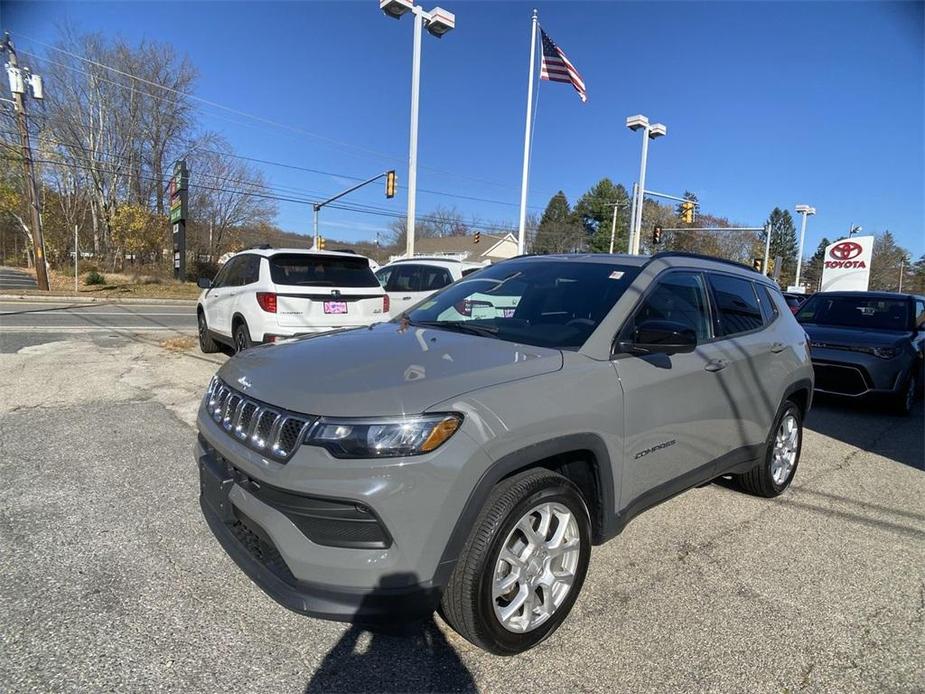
[492,502,581,633]
[771,412,799,486]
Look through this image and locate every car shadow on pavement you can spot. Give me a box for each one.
[303,575,476,694]
[804,395,924,471]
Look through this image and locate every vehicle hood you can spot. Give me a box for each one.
[802,324,911,349]
[216,322,563,416]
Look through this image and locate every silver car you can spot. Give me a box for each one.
[196,252,813,655]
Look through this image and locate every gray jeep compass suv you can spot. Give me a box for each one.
[196,252,813,655]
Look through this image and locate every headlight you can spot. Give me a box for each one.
[869,346,898,359]
[304,413,463,458]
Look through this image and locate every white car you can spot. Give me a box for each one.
[196,248,388,353]
[375,257,486,317]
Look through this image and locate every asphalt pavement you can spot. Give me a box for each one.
[0,315,922,693]
[0,266,37,290]
[0,300,197,348]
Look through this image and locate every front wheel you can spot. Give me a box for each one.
[890,374,916,416]
[738,401,802,497]
[440,469,591,655]
[198,310,220,353]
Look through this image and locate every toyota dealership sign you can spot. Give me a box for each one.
[820,235,874,292]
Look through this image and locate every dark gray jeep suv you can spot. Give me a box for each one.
[196,252,813,654]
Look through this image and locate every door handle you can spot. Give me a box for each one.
[704,359,728,373]
[402,296,412,300]
[770,342,786,353]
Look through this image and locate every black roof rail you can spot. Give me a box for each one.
[648,251,759,274]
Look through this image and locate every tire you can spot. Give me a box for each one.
[197,310,220,354]
[738,400,803,498]
[233,319,252,353]
[440,469,591,656]
[890,374,916,416]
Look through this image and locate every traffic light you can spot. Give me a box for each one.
[681,201,695,224]
[753,258,763,272]
[652,225,662,245]
[474,231,481,244]
[318,237,326,250]
[385,170,397,199]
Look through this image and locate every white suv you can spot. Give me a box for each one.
[196,248,388,353]
[375,257,486,317]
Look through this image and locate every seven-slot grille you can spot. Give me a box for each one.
[205,377,315,461]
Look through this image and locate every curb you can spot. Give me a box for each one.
[0,293,198,306]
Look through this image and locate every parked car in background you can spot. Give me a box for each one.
[796,291,925,415]
[782,292,806,314]
[196,252,813,654]
[196,248,387,353]
[375,256,486,317]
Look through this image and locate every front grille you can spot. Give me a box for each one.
[205,377,315,461]
[813,361,871,396]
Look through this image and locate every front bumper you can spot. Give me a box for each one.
[811,348,910,398]
[197,439,440,622]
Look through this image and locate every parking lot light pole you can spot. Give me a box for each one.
[380,0,455,259]
[626,115,667,255]
[794,204,816,288]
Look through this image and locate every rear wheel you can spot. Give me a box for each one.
[233,320,252,353]
[197,310,220,353]
[738,400,802,497]
[440,469,591,655]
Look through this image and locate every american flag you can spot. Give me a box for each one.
[540,29,587,103]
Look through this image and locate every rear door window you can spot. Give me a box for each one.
[757,284,780,323]
[385,265,425,293]
[708,273,764,336]
[268,254,379,288]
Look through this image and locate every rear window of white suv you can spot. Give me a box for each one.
[268,254,379,288]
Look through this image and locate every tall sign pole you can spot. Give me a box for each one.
[169,160,188,281]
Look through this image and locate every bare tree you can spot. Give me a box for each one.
[187,135,277,258]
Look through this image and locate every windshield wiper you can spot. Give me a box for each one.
[411,320,500,337]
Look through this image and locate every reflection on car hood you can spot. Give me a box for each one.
[802,324,910,348]
[217,322,563,416]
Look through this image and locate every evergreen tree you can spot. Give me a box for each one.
[532,191,581,254]
[675,191,699,220]
[764,208,799,286]
[801,236,830,291]
[869,231,910,291]
[909,254,925,294]
[572,178,631,253]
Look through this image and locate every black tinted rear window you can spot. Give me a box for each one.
[268,254,378,288]
[708,274,764,336]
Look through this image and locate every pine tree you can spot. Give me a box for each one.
[675,191,698,219]
[764,208,799,286]
[532,192,581,254]
[869,231,910,291]
[572,178,631,253]
[801,237,830,291]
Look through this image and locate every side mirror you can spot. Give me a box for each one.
[197,277,212,289]
[617,319,697,356]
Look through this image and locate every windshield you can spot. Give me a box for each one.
[796,295,910,332]
[404,260,641,350]
[268,253,379,288]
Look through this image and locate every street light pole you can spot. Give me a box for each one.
[609,203,619,254]
[626,115,667,255]
[794,204,816,288]
[405,5,424,258]
[380,1,456,259]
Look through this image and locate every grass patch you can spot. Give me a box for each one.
[6,269,202,300]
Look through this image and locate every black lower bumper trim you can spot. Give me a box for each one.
[200,497,440,623]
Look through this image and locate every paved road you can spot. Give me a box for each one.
[0,266,37,290]
[0,324,922,693]
[0,300,197,346]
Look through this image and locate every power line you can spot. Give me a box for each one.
[17,36,534,193]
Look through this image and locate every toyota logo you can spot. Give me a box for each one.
[830,241,862,260]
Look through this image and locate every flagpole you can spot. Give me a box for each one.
[517,9,539,255]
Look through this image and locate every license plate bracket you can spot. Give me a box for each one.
[323,301,348,315]
[199,454,235,523]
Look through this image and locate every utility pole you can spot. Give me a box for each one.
[2,33,49,290]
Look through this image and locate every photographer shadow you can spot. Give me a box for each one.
[304,574,476,694]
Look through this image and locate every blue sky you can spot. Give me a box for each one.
[4,1,923,256]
